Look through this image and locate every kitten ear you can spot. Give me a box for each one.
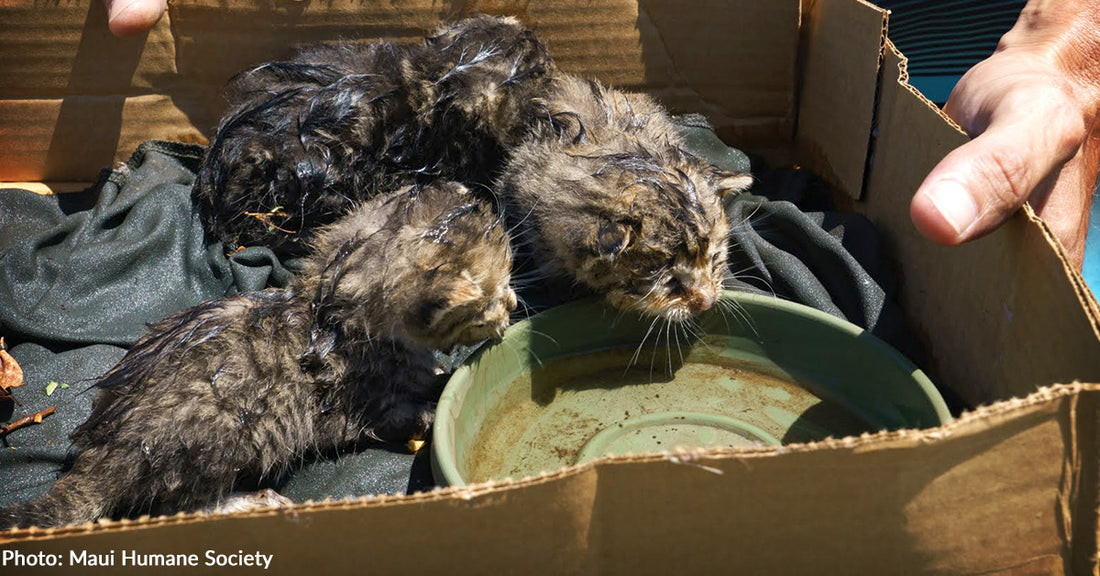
[596,221,632,257]
[711,170,754,198]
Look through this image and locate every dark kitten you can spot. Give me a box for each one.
[0,181,515,529]
[499,75,752,321]
[192,16,553,255]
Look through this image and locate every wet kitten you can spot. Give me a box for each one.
[193,15,553,255]
[499,75,753,322]
[0,181,515,529]
[194,15,752,320]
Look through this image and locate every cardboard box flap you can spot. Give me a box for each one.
[0,0,801,183]
[796,0,887,200]
[631,0,800,153]
[3,384,1097,575]
[861,42,1100,407]
[589,384,1099,575]
[0,467,602,573]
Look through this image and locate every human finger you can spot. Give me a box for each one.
[103,0,167,38]
[910,91,1085,249]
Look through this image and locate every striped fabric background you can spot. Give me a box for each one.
[877,0,1027,103]
[872,0,1100,290]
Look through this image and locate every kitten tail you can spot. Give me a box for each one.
[0,449,124,530]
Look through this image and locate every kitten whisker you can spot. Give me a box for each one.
[727,199,768,233]
[523,328,560,348]
[712,297,735,335]
[668,318,677,369]
[725,261,767,276]
[506,195,542,237]
[680,317,703,346]
[715,297,760,342]
[648,320,667,381]
[662,317,674,377]
[507,268,552,282]
[511,292,536,321]
[607,307,630,331]
[501,336,543,368]
[722,271,776,298]
[627,313,663,373]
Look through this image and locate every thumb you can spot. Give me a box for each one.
[910,101,1085,246]
[103,0,167,38]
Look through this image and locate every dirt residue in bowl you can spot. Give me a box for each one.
[461,342,870,483]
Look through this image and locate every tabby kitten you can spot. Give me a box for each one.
[193,15,553,255]
[0,181,515,529]
[195,15,752,320]
[498,75,753,322]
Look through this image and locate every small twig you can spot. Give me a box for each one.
[0,406,56,438]
[243,209,297,234]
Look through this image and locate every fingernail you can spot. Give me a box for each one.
[106,0,136,21]
[925,181,978,237]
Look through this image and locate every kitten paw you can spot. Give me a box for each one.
[209,489,294,515]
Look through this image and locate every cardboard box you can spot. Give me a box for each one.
[2,0,1100,573]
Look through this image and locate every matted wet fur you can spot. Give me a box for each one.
[194,15,751,320]
[498,75,752,322]
[0,181,515,529]
[193,15,554,255]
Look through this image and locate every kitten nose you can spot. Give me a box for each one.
[687,288,716,314]
[491,319,509,341]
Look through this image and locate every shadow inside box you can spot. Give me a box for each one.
[274,439,434,502]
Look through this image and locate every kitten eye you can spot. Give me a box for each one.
[596,221,632,257]
[424,264,444,281]
[550,111,586,144]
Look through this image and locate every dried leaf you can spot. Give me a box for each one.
[0,338,24,402]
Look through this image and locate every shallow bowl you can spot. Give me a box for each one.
[431,290,950,486]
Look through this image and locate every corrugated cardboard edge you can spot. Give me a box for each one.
[861,41,1100,406]
[796,0,886,200]
[1020,201,1100,330]
[2,383,1097,575]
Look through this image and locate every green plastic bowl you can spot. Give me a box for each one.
[431,290,951,487]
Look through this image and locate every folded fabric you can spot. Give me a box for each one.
[0,141,299,506]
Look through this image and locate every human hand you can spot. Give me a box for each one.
[909,0,1100,269]
[103,0,167,37]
